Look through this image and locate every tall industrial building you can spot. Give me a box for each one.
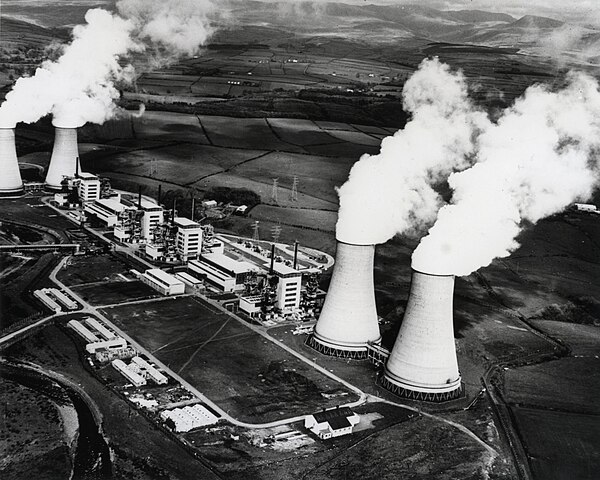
[77,172,101,203]
[175,217,203,261]
[140,199,164,240]
[306,241,381,358]
[381,269,462,402]
[45,126,81,190]
[0,127,23,195]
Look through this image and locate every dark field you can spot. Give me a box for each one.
[57,254,132,286]
[71,280,158,306]
[100,296,359,423]
[511,407,600,480]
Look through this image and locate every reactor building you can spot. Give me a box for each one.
[0,127,24,195]
[45,125,81,190]
[306,241,381,359]
[380,268,462,402]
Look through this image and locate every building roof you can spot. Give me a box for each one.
[312,407,355,424]
[96,197,128,213]
[145,268,184,286]
[175,217,200,227]
[268,262,300,276]
[203,252,258,274]
[327,416,352,430]
[79,172,99,180]
[140,198,162,210]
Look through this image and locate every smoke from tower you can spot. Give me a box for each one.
[0,0,215,129]
[412,72,600,277]
[335,58,487,245]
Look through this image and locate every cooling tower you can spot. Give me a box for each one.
[45,127,81,190]
[381,269,462,402]
[306,241,381,359]
[0,128,24,195]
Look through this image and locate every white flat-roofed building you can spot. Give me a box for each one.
[34,289,62,313]
[84,198,131,227]
[48,288,78,310]
[160,404,219,432]
[574,203,598,213]
[174,271,204,292]
[67,319,99,343]
[130,356,168,385]
[270,263,302,314]
[95,345,136,363]
[200,252,258,291]
[239,295,262,317]
[141,268,185,295]
[77,172,101,203]
[86,338,127,354]
[305,407,360,439]
[188,259,236,292]
[140,198,164,240]
[175,217,203,261]
[85,317,116,340]
[112,359,146,387]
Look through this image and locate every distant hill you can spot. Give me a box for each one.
[510,15,565,29]
[447,10,515,24]
[0,16,66,49]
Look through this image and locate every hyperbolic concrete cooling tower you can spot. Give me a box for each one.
[381,269,462,402]
[0,128,24,195]
[306,241,381,359]
[45,127,81,190]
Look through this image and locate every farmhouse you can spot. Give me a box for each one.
[304,407,360,439]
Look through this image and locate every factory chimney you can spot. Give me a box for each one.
[269,243,276,274]
[137,185,142,209]
[381,269,462,402]
[306,241,381,358]
[293,241,299,269]
[157,184,162,206]
[191,196,195,221]
[0,127,24,196]
[45,125,81,190]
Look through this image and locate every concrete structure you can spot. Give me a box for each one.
[272,263,302,314]
[45,126,81,190]
[160,404,219,432]
[130,356,168,385]
[188,259,235,292]
[84,198,131,227]
[67,319,99,343]
[574,203,598,213]
[174,271,204,292]
[239,295,263,317]
[189,253,257,292]
[77,172,101,203]
[47,288,78,310]
[307,242,380,359]
[0,128,23,195]
[95,346,136,363]
[175,217,202,260]
[85,317,116,340]
[141,269,185,295]
[304,407,360,439]
[86,338,127,354]
[112,359,146,387]
[141,199,164,240]
[34,289,62,313]
[381,270,462,402]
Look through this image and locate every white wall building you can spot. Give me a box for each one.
[239,295,263,317]
[304,407,360,440]
[141,199,164,240]
[130,356,169,385]
[84,198,131,227]
[188,259,236,292]
[77,172,101,203]
[67,319,99,343]
[271,263,302,314]
[160,404,219,432]
[141,269,185,295]
[86,338,127,354]
[175,217,202,261]
[112,359,147,387]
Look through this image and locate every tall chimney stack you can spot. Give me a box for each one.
[45,126,81,190]
[269,243,276,274]
[191,196,195,221]
[306,241,380,358]
[293,241,299,270]
[381,269,462,402]
[138,185,142,209]
[0,127,24,196]
[157,184,162,205]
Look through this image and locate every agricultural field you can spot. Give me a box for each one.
[100,296,360,423]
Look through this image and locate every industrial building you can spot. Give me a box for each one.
[85,317,116,340]
[112,359,147,387]
[95,345,136,363]
[67,319,99,343]
[77,172,101,203]
[130,356,169,385]
[239,295,263,317]
[174,217,203,260]
[0,127,24,195]
[141,199,164,240]
[160,404,219,432]
[34,289,63,313]
[86,338,127,354]
[141,268,185,295]
[381,269,462,402]
[304,407,360,439]
[174,271,204,292]
[47,288,78,310]
[307,242,381,358]
[85,197,133,227]
[188,253,257,292]
[271,262,302,314]
[45,126,81,190]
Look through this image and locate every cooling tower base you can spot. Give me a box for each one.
[379,374,463,403]
[0,186,24,197]
[306,334,370,360]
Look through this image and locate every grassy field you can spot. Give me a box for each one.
[100,296,359,423]
[511,407,600,480]
[57,254,132,286]
[71,280,158,306]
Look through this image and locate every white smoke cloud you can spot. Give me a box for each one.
[335,57,488,245]
[0,0,215,128]
[412,72,600,276]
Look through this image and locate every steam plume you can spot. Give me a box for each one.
[0,0,215,128]
[412,72,600,276]
[335,58,488,245]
